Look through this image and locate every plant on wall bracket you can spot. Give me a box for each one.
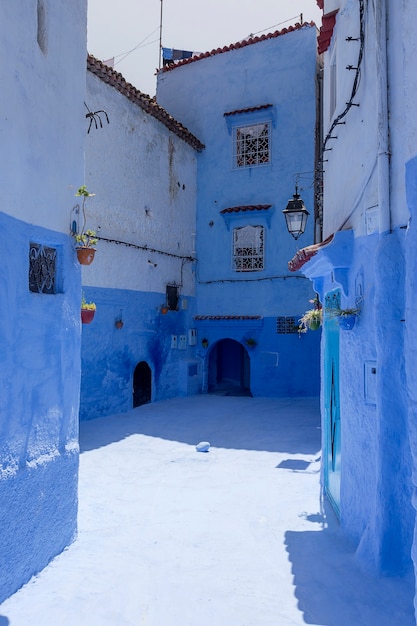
[298,295,323,333]
[71,185,98,265]
[327,305,361,330]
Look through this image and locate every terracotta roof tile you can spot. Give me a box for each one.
[87,55,205,152]
[288,234,334,272]
[317,11,338,54]
[224,104,273,117]
[194,315,262,320]
[220,204,272,215]
[160,22,316,73]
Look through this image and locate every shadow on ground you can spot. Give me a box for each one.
[80,395,320,455]
[286,501,416,626]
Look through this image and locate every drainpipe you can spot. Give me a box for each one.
[375,0,391,234]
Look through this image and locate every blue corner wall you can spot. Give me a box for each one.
[79,287,199,420]
[0,212,80,602]
[307,228,414,575]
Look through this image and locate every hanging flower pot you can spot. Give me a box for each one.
[201,338,209,349]
[81,295,96,324]
[76,247,96,265]
[338,314,356,330]
[81,308,95,324]
[309,319,321,331]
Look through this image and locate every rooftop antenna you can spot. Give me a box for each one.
[159,0,163,69]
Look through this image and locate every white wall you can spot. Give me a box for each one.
[0,2,86,230]
[84,71,197,296]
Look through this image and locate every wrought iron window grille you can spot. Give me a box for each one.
[276,316,299,334]
[232,225,264,272]
[233,122,271,169]
[29,243,57,294]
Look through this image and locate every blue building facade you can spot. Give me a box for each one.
[157,23,321,398]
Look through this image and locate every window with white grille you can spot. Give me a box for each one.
[233,122,270,168]
[232,225,264,272]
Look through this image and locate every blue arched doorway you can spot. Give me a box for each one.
[208,339,251,396]
[133,361,152,408]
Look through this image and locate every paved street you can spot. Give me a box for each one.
[0,396,414,625]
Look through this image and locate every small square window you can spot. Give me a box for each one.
[233,122,270,169]
[232,225,264,272]
[29,242,57,294]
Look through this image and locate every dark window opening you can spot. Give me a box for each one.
[166,285,179,311]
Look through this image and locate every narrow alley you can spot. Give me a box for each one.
[0,396,414,625]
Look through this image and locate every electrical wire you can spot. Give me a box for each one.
[113,26,160,66]
[248,14,305,38]
[321,0,365,156]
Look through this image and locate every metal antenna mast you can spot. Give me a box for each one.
[159,0,164,69]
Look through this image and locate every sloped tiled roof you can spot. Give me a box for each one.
[317,10,338,54]
[224,104,273,117]
[220,205,272,215]
[87,55,205,152]
[160,22,316,73]
[194,315,262,320]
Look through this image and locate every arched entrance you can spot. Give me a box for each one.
[208,339,251,396]
[133,361,152,408]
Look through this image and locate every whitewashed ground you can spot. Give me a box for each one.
[0,396,415,626]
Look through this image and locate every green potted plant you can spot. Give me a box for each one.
[72,186,98,265]
[81,295,96,324]
[299,298,323,333]
[244,337,257,348]
[201,338,209,349]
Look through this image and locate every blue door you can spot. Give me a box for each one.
[324,290,341,515]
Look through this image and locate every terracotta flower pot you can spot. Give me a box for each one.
[81,309,95,324]
[76,247,96,266]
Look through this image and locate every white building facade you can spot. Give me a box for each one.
[79,57,204,419]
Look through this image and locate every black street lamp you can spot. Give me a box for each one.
[283,186,309,240]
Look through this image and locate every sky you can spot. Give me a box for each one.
[87,0,323,97]
[1,395,414,625]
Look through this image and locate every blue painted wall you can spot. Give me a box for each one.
[405,154,417,586]
[196,316,320,397]
[79,287,199,420]
[0,213,81,602]
[305,229,414,575]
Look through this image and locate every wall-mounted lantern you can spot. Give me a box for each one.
[282,186,309,240]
